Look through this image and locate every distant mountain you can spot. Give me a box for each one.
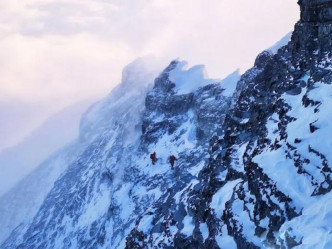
[0,99,95,197]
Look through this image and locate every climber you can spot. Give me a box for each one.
[150,152,157,165]
[169,155,177,169]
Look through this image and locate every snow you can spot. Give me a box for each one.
[231,197,262,247]
[0,54,237,248]
[230,142,248,171]
[219,70,241,97]
[266,113,279,139]
[240,118,250,124]
[249,69,332,248]
[0,58,159,247]
[138,214,155,232]
[10,48,332,248]
[253,148,314,209]
[187,161,205,177]
[174,180,198,204]
[279,191,332,249]
[0,142,82,245]
[253,77,329,207]
[121,57,160,90]
[169,60,240,97]
[169,61,216,95]
[114,184,136,221]
[216,226,237,249]
[181,215,195,237]
[210,179,242,217]
[146,111,197,167]
[268,32,292,54]
[77,181,111,227]
[200,223,209,241]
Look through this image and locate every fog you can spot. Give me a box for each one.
[0,0,299,185]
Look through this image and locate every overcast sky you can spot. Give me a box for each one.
[0,0,299,149]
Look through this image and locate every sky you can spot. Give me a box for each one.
[0,0,299,149]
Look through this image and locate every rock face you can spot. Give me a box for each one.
[2,1,332,249]
[299,0,332,22]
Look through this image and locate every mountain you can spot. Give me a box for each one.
[125,1,332,248]
[2,1,332,248]
[0,57,161,246]
[0,57,240,248]
[0,142,84,246]
[0,99,95,197]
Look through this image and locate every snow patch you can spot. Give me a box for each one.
[169,61,216,95]
[211,179,242,217]
[200,223,209,241]
[216,226,237,249]
[219,70,241,97]
[268,32,292,54]
[181,215,195,237]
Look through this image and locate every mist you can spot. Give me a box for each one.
[0,0,300,190]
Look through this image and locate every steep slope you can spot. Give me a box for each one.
[0,58,158,246]
[1,59,240,248]
[0,142,85,245]
[126,1,332,249]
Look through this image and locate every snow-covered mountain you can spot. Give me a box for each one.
[0,142,85,245]
[0,57,161,246]
[2,1,332,248]
[0,57,240,248]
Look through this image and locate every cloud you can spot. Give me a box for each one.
[0,33,132,103]
[0,0,299,105]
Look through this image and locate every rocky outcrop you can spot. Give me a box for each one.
[299,0,332,22]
